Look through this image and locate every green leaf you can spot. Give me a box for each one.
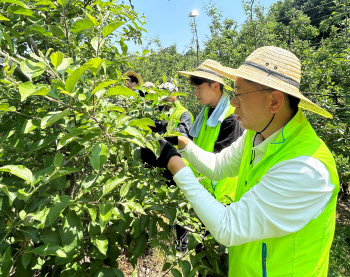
[102,176,127,196]
[164,207,177,224]
[0,165,33,184]
[120,181,131,198]
[0,15,9,21]
[50,52,64,68]
[90,143,108,171]
[171,92,187,97]
[72,19,94,34]
[65,58,102,92]
[81,175,98,191]
[131,233,147,261]
[9,6,33,16]
[122,126,143,138]
[91,37,99,52]
[128,118,155,127]
[123,201,145,215]
[18,82,50,102]
[21,226,40,243]
[179,260,191,277]
[57,0,67,7]
[0,245,12,276]
[32,243,67,258]
[84,57,103,75]
[91,235,108,255]
[65,65,87,93]
[53,152,63,167]
[92,80,117,95]
[57,127,86,150]
[21,119,39,134]
[0,103,9,111]
[102,21,124,37]
[99,202,113,229]
[106,86,137,98]
[20,59,46,79]
[60,211,83,257]
[29,24,52,37]
[1,0,26,8]
[21,252,32,269]
[162,262,172,271]
[87,205,97,221]
[48,25,65,38]
[85,13,98,26]
[30,195,71,229]
[120,41,128,55]
[57,57,73,74]
[145,93,158,101]
[171,268,182,277]
[41,109,70,128]
[106,105,125,113]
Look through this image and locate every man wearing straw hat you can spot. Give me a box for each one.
[158,46,339,276]
[171,61,243,263]
[124,71,145,97]
[178,60,244,203]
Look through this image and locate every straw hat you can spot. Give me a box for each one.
[178,59,232,90]
[143,81,155,88]
[204,46,332,118]
[159,81,178,92]
[124,71,144,87]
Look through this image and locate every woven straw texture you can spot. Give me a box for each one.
[124,71,144,87]
[205,46,332,118]
[178,59,231,89]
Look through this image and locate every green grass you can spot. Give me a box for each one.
[329,224,350,276]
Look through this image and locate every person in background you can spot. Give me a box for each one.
[178,59,244,204]
[153,80,193,138]
[163,46,339,276]
[124,71,145,97]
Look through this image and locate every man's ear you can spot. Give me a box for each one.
[212,81,220,91]
[270,90,285,113]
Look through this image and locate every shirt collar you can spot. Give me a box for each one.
[252,128,282,154]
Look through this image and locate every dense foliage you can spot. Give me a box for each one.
[0,0,349,276]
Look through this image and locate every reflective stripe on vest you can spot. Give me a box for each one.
[229,109,339,277]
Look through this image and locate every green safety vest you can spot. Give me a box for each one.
[191,105,237,204]
[228,109,339,276]
[170,101,194,127]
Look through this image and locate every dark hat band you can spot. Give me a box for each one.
[196,68,223,78]
[243,61,300,89]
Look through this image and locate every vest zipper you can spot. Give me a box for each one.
[262,242,267,277]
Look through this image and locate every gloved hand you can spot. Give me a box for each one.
[156,140,181,168]
[165,136,178,145]
[152,120,168,133]
[140,140,181,168]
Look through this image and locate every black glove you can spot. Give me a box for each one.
[140,140,181,168]
[156,140,181,168]
[165,136,178,145]
[140,147,157,167]
[153,120,168,133]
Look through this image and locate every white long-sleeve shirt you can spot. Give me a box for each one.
[174,130,335,247]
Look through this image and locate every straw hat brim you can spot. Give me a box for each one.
[124,71,144,87]
[178,70,232,91]
[205,64,332,118]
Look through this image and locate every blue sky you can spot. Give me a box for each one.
[126,0,279,54]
